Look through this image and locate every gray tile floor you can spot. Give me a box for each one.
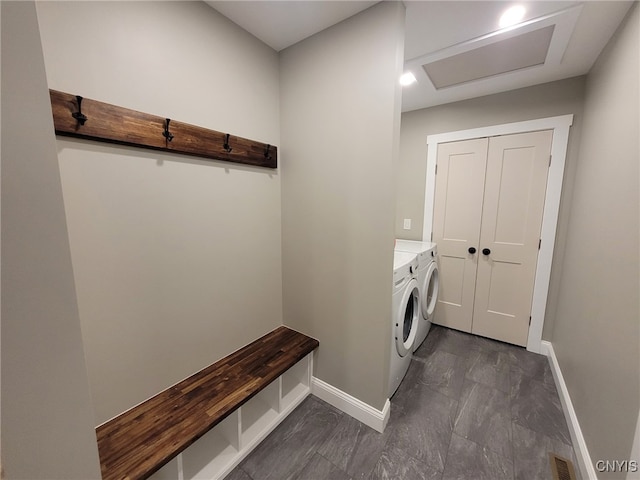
[228,325,579,480]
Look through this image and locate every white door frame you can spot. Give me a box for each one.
[422,115,573,353]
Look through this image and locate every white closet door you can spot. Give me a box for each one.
[471,130,552,346]
[432,138,488,332]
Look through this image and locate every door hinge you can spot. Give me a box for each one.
[539,238,542,250]
[549,155,552,167]
[435,164,438,175]
[529,316,532,326]
[430,231,433,241]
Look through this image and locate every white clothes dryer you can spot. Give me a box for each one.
[389,251,420,398]
[395,240,439,351]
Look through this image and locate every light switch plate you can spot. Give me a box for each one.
[403,219,411,230]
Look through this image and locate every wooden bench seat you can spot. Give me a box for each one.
[96,326,319,480]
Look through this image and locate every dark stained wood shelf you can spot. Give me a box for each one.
[96,326,318,480]
[49,89,277,168]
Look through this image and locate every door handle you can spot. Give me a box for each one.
[482,248,491,255]
[468,247,476,254]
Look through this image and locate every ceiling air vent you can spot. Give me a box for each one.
[423,25,555,89]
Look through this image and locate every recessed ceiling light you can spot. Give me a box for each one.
[400,72,417,86]
[499,5,526,28]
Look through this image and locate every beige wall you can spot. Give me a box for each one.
[552,4,639,476]
[0,0,2,473]
[36,1,282,424]
[280,1,405,411]
[397,77,586,340]
[1,2,101,477]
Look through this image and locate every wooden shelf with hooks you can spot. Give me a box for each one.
[49,89,277,168]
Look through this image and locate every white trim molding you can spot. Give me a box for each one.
[311,377,390,433]
[422,115,574,353]
[541,341,597,480]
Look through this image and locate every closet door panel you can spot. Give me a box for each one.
[471,130,553,346]
[432,138,488,332]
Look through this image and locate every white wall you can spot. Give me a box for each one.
[551,4,639,476]
[280,1,405,411]
[1,2,101,477]
[36,1,282,424]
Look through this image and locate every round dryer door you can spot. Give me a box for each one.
[423,261,439,318]
[396,279,419,357]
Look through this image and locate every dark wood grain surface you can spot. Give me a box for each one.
[95,326,318,480]
[50,89,277,168]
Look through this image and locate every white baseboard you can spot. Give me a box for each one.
[541,340,597,480]
[311,377,390,433]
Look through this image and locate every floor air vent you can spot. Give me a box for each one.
[549,453,577,480]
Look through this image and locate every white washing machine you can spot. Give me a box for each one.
[389,251,420,398]
[395,240,439,351]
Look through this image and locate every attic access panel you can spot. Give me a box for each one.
[423,25,555,89]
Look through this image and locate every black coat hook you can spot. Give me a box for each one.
[223,134,232,153]
[163,118,174,142]
[72,95,88,126]
[264,144,272,160]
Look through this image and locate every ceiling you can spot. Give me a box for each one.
[206,1,634,112]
